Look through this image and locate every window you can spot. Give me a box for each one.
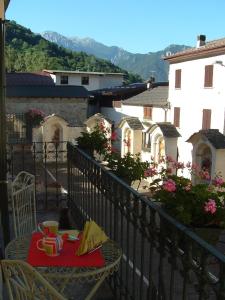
[60,75,68,84]
[175,69,181,88]
[174,107,180,127]
[142,132,151,150]
[113,100,121,108]
[81,76,89,85]
[204,65,213,88]
[143,106,152,119]
[202,109,211,129]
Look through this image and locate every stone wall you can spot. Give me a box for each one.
[6,97,88,126]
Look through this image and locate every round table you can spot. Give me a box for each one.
[5,234,122,300]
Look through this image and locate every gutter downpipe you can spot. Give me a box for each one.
[0,0,10,256]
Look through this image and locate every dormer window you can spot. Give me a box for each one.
[81,76,89,85]
[60,75,68,85]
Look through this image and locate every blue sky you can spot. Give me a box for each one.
[6,0,225,54]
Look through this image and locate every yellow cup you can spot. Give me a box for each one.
[38,220,59,235]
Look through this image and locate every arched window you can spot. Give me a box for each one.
[154,135,165,163]
[124,129,131,154]
[196,144,212,175]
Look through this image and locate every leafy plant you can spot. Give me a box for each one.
[77,123,113,157]
[146,157,225,228]
[106,152,149,185]
[25,108,45,127]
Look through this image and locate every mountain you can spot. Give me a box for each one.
[5,21,142,84]
[42,31,191,81]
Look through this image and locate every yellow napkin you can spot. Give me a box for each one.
[76,221,108,256]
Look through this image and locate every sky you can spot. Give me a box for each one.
[5,0,225,54]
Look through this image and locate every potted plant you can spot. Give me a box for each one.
[77,122,116,158]
[145,156,225,245]
[25,108,45,127]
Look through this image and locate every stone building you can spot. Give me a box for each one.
[6,72,89,144]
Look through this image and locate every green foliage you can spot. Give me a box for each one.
[147,158,225,228]
[106,152,149,185]
[77,124,109,157]
[5,21,142,84]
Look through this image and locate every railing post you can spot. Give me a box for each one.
[0,17,10,249]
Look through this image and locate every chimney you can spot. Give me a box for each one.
[147,76,155,89]
[196,35,206,48]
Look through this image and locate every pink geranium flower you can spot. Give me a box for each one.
[144,167,158,177]
[204,199,217,214]
[163,179,176,192]
[213,177,224,187]
[111,131,117,141]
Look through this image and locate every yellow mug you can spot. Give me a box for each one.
[36,235,63,256]
[38,220,59,235]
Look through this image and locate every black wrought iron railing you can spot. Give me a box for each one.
[6,113,28,144]
[7,141,68,210]
[67,143,225,300]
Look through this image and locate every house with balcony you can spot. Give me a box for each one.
[43,69,125,91]
[2,1,225,298]
[164,34,225,179]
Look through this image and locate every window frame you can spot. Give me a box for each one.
[60,75,68,85]
[174,107,180,127]
[143,106,153,120]
[81,76,89,85]
[202,109,211,129]
[175,69,181,89]
[204,65,213,88]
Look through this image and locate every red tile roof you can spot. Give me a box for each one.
[164,37,225,63]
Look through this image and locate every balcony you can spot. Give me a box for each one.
[1,141,225,299]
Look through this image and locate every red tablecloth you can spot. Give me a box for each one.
[27,232,105,267]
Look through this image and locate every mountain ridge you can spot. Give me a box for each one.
[42,31,191,81]
[5,21,142,84]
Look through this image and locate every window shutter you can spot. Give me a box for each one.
[175,69,181,88]
[202,109,211,129]
[204,65,213,87]
[174,107,180,127]
[144,106,152,119]
[113,100,121,108]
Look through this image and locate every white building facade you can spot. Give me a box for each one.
[43,70,124,91]
[165,35,225,178]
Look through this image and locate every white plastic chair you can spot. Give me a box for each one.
[11,171,37,238]
[1,259,66,300]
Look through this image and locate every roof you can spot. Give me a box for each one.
[118,117,144,130]
[90,83,147,101]
[157,123,181,137]
[43,69,124,76]
[85,113,113,125]
[123,82,168,107]
[164,37,225,63]
[6,85,89,98]
[148,122,181,137]
[187,129,225,149]
[6,72,54,86]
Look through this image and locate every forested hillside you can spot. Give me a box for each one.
[5,21,142,84]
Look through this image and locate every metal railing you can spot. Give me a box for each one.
[67,143,225,300]
[6,113,28,144]
[7,141,68,210]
